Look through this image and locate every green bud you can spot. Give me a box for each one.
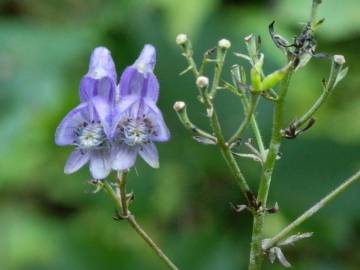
[250,54,264,92]
[261,64,290,91]
[251,67,262,92]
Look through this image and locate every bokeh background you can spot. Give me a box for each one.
[0,0,359,269]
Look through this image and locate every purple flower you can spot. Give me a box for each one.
[55,47,115,179]
[111,44,170,170]
[56,45,169,178]
[79,47,117,104]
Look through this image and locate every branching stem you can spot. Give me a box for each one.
[103,174,179,270]
[248,67,294,270]
[263,169,360,250]
[293,57,343,129]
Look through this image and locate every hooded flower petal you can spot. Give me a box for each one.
[80,47,117,103]
[134,44,156,74]
[89,149,112,179]
[119,44,159,102]
[64,149,90,174]
[111,144,137,170]
[119,67,159,102]
[55,102,90,146]
[139,142,159,168]
[80,77,116,103]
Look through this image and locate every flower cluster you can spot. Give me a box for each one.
[55,45,170,179]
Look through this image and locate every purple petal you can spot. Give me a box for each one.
[64,149,90,174]
[89,47,117,83]
[111,144,137,170]
[139,142,159,168]
[111,96,139,137]
[80,47,117,103]
[119,67,143,97]
[142,73,159,101]
[89,149,112,179]
[91,96,112,138]
[80,76,116,103]
[133,44,156,73]
[118,67,159,102]
[55,103,89,146]
[144,100,170,142]
[118,44,159,102]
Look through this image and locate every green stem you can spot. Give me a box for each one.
[248,67,294,270]
[263,169,360,250]
[293,57,343,129]
[228,94,259,145]
[174,101,217,142]
[118,171,129,216]
[231,65,266,157]
[250,115,266,159]
[209,47,227,98]
[103,176,179,270]
[310,0,322,28]
[210,106,253,203]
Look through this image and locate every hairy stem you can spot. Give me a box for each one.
[248,67,294,270]
[263,169,360,250]
[103,176,179,270]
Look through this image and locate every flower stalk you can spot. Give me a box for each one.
[104,174,179,270]
[209,39,230,98]
[228,94,259,146]
[176,44,256,207]
[291,55,346,130]
[263,169,360,250]
[173,101,217,143]
[248,66,294,270]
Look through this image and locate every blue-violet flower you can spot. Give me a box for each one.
[55,47,115,179]
[111,45,170,170]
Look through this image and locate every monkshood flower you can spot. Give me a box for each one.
[111,45,170,170]
[55,47,115,179]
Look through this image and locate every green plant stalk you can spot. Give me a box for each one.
[230,65,266,157]
[228,94,259,145]
[179,40,199,78]
[310,0,322,28]
[174,102,217,142]
[248,67,294,270]
[263,169,360,250]
[250,115,266,159]
[293,58,342,129]
[205,94,253,204]
[209,47,227,98]
[103,177,179,270]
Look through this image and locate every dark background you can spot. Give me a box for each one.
[0,0,359,269]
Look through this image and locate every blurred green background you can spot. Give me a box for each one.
[0,0,359,269]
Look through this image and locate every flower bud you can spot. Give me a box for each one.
[173,101,186,112]
[196,76,209,88]
[244,34,260,61]
[176,33,188,45]
[334,54,345,65]
[251,67,262,92]
[261,63,291,91]
[218,39,231,49]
